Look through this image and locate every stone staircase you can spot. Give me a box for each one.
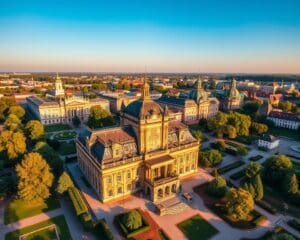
[156,196,188,215]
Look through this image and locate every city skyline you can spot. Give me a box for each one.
[1,0,300,73]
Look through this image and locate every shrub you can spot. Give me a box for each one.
[122,209,142,231]
[249,155,263,162]
[80,212,93,230]
[68,187,88,216]
[218,161,245,174]
[94,219,115,240]
[206,175,227,198]
[199,149,222,168]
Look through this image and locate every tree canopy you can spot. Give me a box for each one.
[87,106,115,129]
[8,105,25,119]
[16,152,54,202]
[199,149,222,168]
[56,171,74,194]
[25,120,45,141]
[4,114,22,131]
[0,130,26,160]
[122,209,143,231]
[225,188,254,221]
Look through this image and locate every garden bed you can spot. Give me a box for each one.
[218,161,245,174]
[177,214,219,240]
[53,131,77,140]
[249,155,263,162]
[5,215,71,240]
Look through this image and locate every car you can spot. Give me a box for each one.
[182,192,193,202]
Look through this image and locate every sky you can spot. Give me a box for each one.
[0,0,300,73]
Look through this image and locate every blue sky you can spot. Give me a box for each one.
[0,0,299,73]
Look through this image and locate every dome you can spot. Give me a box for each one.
[189,78,208,103]
[123,99,163,119]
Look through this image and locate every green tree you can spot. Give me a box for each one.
[193,130,204,142]
[243,175,264,201]
[8,105,25,119]
[225,124,237,139]
[278,101,293,112]
[263,155,293,187]
[87,106,115,129]
[242,101,261,119]
[227,111,251,137]
[199,149,222,167]
[250,122,268,135]
[25,120,45,141]
[208,112,228,137]
[283,173,299,195]
[225,188,254,221]
[0,130,26,160]
[206,174,227,197]
[122,209,143,231]
[237,146,248,156]
[245,162,261,179]
[16,152,54,202]
[4,114,21,131]
[56,171,74,194]
[33,141,63,176]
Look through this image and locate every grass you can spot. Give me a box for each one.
[22,226,57,240]
[45,124,72,133]
[177,214,219,240]
[58,141,76,155]
[5,215,72,240]
[53,131,77,140]
[4,197,60,224]
[268,127,300,141]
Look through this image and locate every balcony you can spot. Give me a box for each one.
[147,173,179,187]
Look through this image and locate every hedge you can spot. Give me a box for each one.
[80,212,93,230]
[114,209,150,239]
[287,219,300,232]
[229,169,245,180]
[94,219,115,240]
[249,155,263,162]
[256,201,277,215]
[218,161,245,174]
[68,187,88,216]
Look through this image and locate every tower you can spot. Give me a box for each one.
[54,73,65,97]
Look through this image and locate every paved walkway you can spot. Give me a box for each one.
[68,163,300,240]
[0,197,95,240]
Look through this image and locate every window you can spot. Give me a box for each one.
[118,187,122,194]
[108,190,113,197]
[107,176,112,184]
[127,184,131,191]
[180,168,183,174]
[127,171,131,179]
[117,174,122,181]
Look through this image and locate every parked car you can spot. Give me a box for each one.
[182,192,193,202]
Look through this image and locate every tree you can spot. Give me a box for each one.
[0,130,26,160]
[34,141,63,176]
[225,124,237,139]
[250,122,268,135]
[25,120,45,141]
[243,175,264,201]
[263,155,293,186]
[206,174,227,197]
[0,97,17,121]
[245,162,261,179]
[4,114,21,131]
[225,188,254,221]
[8,106,25,119]
[56,171,74,194]
[72,115,81,127]
[283,173,299,195]
[122,209,143,231]
[16,152,54,202]
[268,233,296,240]
[227,111,251,137]
[242,101,261,119]
[199,150,222,167]
[87,106,115,129]
[278,101,293,112]
[237,146,248,156]
[208,112,228,137]
[193,130,203,142]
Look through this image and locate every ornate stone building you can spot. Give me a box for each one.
[214,79,243,111]
[77,81,199,203]
[26,75,110,125]
[157,79,219,124]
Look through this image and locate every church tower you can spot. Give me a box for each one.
[54,73,65,97]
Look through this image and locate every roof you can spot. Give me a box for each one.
[123,99,163,119]
[157,95,196,107]
[268,110,300,122]
[259,134,278,142]
[146,155,174,166]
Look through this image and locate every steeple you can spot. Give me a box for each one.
[54,73,65,97]
[229,79,240,99]
[141,78,151,100]
[196,77,203,90]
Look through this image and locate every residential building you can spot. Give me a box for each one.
[258,134,280,150]
[267,110,300,130]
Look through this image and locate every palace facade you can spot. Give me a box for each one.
[157,79,219,124]
[26,75,110,125]
[77,81,199,203]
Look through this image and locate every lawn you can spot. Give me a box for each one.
[58,141,77,156]
[45,124,72,133]
[267,127,300,141]
[177,214,219,240]
[22,225,57,240]
[4,197,60,224]
[5,215,72,240]
[53,131,77,140]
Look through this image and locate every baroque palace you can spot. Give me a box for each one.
[77,81,199,203]
[26,75,109,125]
